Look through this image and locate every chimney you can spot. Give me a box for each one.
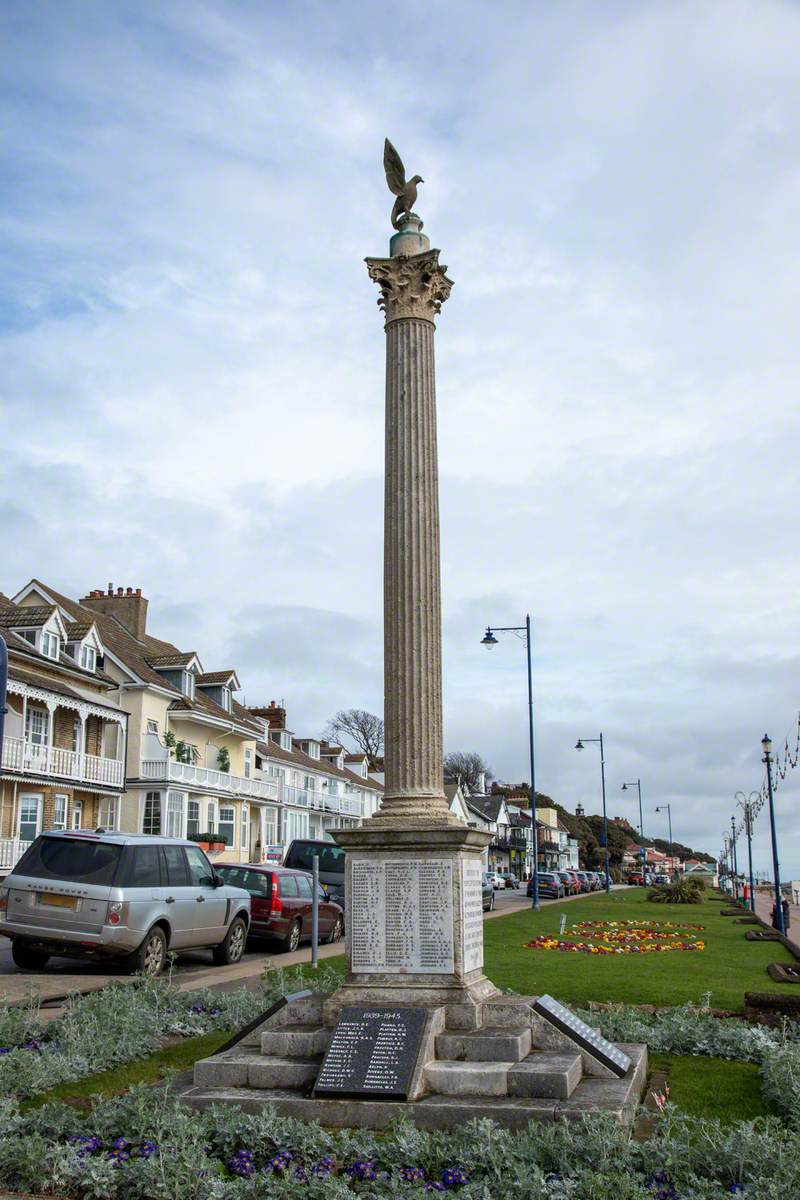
[82,583,148,642]
[247,700,286,729]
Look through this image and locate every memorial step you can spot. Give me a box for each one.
[261,1024,331,1058]
[507,1052,583,1100]
[424,1060,512,1096]
[248,1055,323,1090]
[435,1026,532,1063]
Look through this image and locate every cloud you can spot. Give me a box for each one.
[2,0,800,871]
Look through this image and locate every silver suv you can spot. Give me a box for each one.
[0,830,251,976]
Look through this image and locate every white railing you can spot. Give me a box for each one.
[278,782,363,819]
[140,759,279,801]
[0,838,32,871]
[2,736,124,789]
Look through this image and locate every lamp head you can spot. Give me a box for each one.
[481,627,498,647]
[575,803,584,817]
[621,783,628,791]
[575,739,584,752]
[761,733,772,756]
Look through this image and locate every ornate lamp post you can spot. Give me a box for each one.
[735,791,758,913]
[575,734,610,892]
[480,617,538,909]
[762,734,784,935]
[729,815,740,902]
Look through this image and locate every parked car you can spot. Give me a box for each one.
[0,831,251,976]
[283,839,346,908]
[216,864,343,951]
[564,870,583,895]
[574,871,592,893]
[481,873,495,912]
[627,872,644,886]
[558,870,579,895]
[501,872,519,889]
[487,871,505,889]
[582,871,598,891]
[654,873,670,885]
[531,871,564,899]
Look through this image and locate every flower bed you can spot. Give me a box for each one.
[525,921,706,955]
[0,963,341,1102]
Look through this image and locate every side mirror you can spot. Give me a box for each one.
[212,872,224,887]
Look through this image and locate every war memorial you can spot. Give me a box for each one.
[186,143,646,1129]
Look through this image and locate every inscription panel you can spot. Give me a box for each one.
[461,857,484,974]
[350,858,454,974]
[314,1006,427,1100]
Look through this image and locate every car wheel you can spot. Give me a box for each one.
[281,918,302,953]
[327,915,344,944]
[11,942,50,971]
[213,917,247,966]
[127,926,167,977]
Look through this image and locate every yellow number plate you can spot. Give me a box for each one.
[39,893,77,909]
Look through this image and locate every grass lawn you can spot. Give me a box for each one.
[21,1029,231,1111]
[649,1053,777,1123]
[481,888,796,1011]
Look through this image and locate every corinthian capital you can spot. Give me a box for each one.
[365,249,453,324]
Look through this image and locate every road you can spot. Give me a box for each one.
[0,884,535,1007]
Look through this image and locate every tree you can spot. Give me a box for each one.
[322,709,384,757]
[443,752,493,793]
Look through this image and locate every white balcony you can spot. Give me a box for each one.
[0,838,32,872]
[279,782,363,819]
[140,759,279,802]
[2,736,124,790]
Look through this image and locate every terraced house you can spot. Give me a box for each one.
[3,581,275,866]
[0,582,384,869]
[0,590,128,872]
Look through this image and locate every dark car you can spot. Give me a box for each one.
[574,871,593,893]
[531,871,564,899]
[216,864,343,953]
[501,872,519,890]
[283,839,346,908]
[481,872,495,912]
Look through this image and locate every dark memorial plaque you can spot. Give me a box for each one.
[314,1006,427,1100]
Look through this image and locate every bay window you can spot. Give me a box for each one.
[53,794,68,831]
[165,791,185,839]
[187,800,200,838]
[98,796,119,830]
[143,792,161,836]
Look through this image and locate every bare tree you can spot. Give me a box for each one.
[443,751,493,793]
[323,709,384,758]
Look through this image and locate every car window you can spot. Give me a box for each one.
[221,868,270,897]
[185,846,215,887]
[129,845,162,887]
[284,841,346,874]
[162,845,188,887]
[296,875,312,898]
[279,874,298,897]
[16,836,122,885]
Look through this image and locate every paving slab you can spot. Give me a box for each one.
[508,1052,582,1100]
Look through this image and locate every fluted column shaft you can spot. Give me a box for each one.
[383,316,447,817]
[366,237,455,825]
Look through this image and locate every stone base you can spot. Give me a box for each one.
[322,974,500,1025]
[183,991,647,1130]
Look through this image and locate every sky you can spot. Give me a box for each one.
[2,0,800,874]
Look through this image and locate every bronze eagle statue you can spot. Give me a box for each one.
[383,138,423,229]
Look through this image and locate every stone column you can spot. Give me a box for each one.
[366,216,457,826]
[328,214,497,1014]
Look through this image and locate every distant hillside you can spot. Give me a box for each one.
[491,782,715,871]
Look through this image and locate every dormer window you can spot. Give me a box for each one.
[42,631,60,660]
[220,686,231,712]
[81,645,96,672]
[185,671,195,700]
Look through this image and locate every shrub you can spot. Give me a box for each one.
[648,877,704,904]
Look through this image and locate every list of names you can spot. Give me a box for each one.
[350,858,454,974]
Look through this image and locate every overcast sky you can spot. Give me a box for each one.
[3,1,800,874]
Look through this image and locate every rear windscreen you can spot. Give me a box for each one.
[14,837,122,886]
[284,841,345,875]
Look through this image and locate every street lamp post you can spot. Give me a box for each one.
[735,791,758,913]
[730,815,739,902]
[622,779,646,876]
[481,616,539,909]
[575,734,610,892]
[762,734,784,935]
[654,804,673,872]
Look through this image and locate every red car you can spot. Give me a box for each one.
[216,864,344,953]
[563,871,583,895]
[627,872,645,886]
